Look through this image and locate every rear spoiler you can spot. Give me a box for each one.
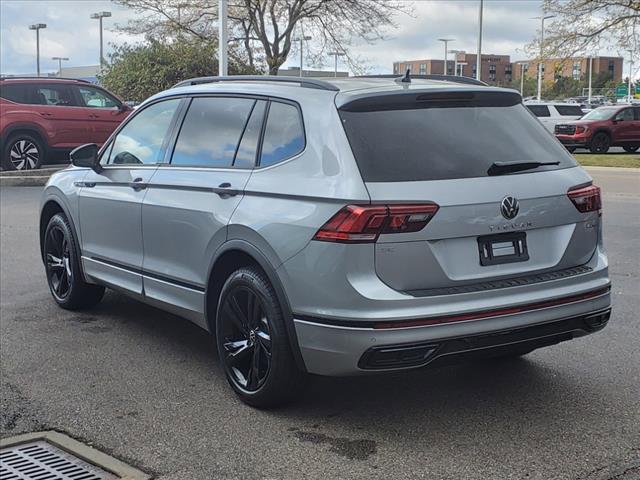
[339,89,522,112]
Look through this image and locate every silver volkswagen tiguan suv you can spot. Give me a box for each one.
[40,75,611,407]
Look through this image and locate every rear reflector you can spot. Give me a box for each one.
[313,203,439,243]
[568,184,601,213]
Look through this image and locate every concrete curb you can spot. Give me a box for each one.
[1,431,151,480]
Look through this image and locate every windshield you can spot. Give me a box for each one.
[581,108,617,121]
[339,95,577,182]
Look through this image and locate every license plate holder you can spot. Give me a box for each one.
[477,232,529,266]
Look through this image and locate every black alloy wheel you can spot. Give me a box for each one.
[589,132,611,153]
[220,285,272,391]
[45,224,72,301]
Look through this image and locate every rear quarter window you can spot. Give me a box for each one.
[259,101,305,167]
[526,105,550,117]
[0,84,28,103]
[555,105,584,116]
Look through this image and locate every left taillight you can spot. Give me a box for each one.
[313,204,439,243]
[568,184,601,213]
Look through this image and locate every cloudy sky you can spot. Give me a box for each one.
[0,0,628,76]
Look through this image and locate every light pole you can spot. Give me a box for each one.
[218,0,228,75]
[476,0,483,80]
[517,62,527,96]
[90,11,111,67]
[449,50,462,76]
[627,50,634,103]
[293,35,312,77]
[52,56,69,76]
[457,62,468,76]
[438,38,454,75]
[29,23,47,77]
[328,50,346,77]
[532,14,555,101]
[588,56,594,105]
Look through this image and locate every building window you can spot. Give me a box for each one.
[572,61,581,80]
[419,63,426,75]
[505,64,512,75]
[609,60,615,74]
[393,64,398,74]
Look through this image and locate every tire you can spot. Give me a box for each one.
[43,213,105,310]
[566,146,576,153]
[589,132,610,153]
[216,266,307,408]
[623,146,639,153]
[2,133,46,171]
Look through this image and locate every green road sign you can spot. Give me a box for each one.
[616,84,628,97]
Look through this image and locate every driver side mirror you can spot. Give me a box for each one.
[117,103,132,113]
[70,143,102,172]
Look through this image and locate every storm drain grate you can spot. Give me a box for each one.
[0,440,118,480]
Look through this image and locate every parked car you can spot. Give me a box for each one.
[0,77,131,170]
[525,101,585,132]
[555,105,640,153]
[40,75,611,407]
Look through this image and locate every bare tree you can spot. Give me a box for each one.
[528,0,640,61]
[114,0,409,74]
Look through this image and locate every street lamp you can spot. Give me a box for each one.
[449,49,463,76]
[532,14,555,101]
[327,50,346,77]
[515,61,528,96]
[476,0,483,80]
[438,38,455,75]
[90,11,112,67]
[52,56,69,76]
[627,49,634,103]
[219,0,227,76]
[293,35,312,77]
[28,23,47,77]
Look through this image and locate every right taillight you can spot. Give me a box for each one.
[568,184,601,213]
[313,203,439,243]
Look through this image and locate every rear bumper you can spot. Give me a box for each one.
[294,287,611,375]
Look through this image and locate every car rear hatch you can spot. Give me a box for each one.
[335,88,601,294]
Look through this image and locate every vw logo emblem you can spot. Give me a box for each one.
[500,196,519,219]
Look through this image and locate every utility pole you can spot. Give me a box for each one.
[588,56,593,105]
[476,0,483,81]
[438,38,454,75]
[219,0,228,76]
[52,56,69,76]
[294,35,312,77]
[520,63,526,95]
[627,50,634,103]
[90,11,111,68]
[328,51,346,77]
[29,24,47,77]
[532,14,554,101]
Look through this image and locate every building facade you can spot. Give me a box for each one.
[511,56,623,83]
[393,53,512,85]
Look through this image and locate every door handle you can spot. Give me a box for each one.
[130,177,147,191]
[218,182,231,188]
[217,182,236,197]
[39,112,53,117]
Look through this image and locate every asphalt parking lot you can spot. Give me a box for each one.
[1,168,639,480]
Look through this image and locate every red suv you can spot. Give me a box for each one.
[0,77,131,170]
[555,105,640,153]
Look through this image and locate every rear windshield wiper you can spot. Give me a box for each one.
[488,160,560,176]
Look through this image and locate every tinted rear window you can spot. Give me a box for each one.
[0,84,27,103]
[339,93,577,182]
[555,105,584,116]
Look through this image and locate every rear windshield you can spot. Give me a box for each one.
[339,92,577,182]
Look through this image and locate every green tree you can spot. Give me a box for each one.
[99,39,259,102]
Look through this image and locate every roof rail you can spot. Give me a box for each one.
[356,74,488,87]
[171,75,339,91]
[0,75,91,83]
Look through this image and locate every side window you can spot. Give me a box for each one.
[77,86,119,108]
[259,101,305,167]
[555,105,584,116]
[105,99,180,165]
[33,85,75,106]
[634,108,640,121]
[171,97,255,168]
[526,105,550,117]
[0,84,27,103]
[234,100,267,168]
[616,108,634,121]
